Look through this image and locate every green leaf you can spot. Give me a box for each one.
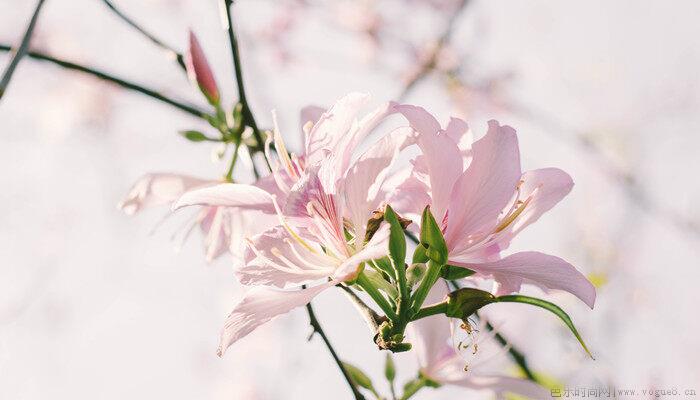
[446,287,496,319]
[497,295,594,359]
[179,130,214,142]
[441,265,475,280]
[342,362,378,395]
[384,353,396,382]
[418,206,448,265]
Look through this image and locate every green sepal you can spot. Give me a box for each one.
[384,205,407,289]
[412,244,429,264]
[369,257,395,283]
[441,265,476,280]
[417,206,448,265]
[446,287,496,319]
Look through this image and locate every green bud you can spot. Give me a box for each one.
[179,130,212,142]
[384,353,396,382]
[446,287,496,320]
[389,342,412,353]
[406,263,427,288]
[342,362,375,392]
[418,206,448,265]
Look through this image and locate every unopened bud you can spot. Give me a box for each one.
[406,263,427,288]
[365,205,412,243]
[185,30,220,105]
[446,288,496,320]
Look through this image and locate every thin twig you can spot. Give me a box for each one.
[0,44,207,118]
[397,0,470,102]
[220,0,266,153]
[99,0,185,70]
[0,0,48,100]
[481,315,538,382]
[509,100,700,239]
[338,284,381,333]
[305,300,366,400]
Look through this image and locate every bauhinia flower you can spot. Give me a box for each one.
[172,93,413,356]
[406,282,549,399]
[392,105,596,308]
[185,30,220,105]
[118,173,274,263]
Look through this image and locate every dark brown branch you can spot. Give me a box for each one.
[0,0,48,99]
[305,300,366,400]
[0,44,207,118]
[99,0,186,70]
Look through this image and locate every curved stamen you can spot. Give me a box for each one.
[271,110,298,179]
[270,194,319,254]
[246,238,309,274]
[283,238,337,271]
[271,247,335,277]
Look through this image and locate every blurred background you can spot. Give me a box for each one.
[1,0,699,399]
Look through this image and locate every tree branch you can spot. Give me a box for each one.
[480,315,538,382]
[99,0,185,70]
[219,0,266,153]
[0,44,208,118]
[305,300,366,400]
[0,0,47,100]
[397,0,471,102]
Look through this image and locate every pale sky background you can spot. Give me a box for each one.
[1,0,699,399]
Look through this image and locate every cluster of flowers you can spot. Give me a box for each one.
[118,32,595,399]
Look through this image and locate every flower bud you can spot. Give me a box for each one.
[446,287,496,320]
[406,263,427,288]
[185,30,220,105]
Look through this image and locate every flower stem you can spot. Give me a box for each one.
[305,301,366,400]
[410,260,443,314]
[0,0,47,100]
[99,0,185,70]
[356,272,399,321]
[0,44,208,118]
[411,300,448,321]
[219,0,266,153]
[224,136,242,181]
[482,315,539,382]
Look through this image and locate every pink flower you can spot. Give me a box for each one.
[173,93,411,355]
[185,30,220,105]
[391,105,596,308]
[407,282,549,399]
[118,173,274,263]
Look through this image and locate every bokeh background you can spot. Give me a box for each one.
[2,0,699,399]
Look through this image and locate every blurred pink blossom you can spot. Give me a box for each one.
[118,173,272,263]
